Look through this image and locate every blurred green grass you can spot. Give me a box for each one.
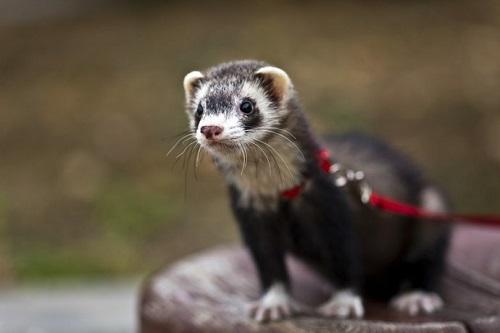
[0,0,499,282]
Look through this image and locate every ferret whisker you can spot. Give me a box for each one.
[178,136,197,153]
[195,144,203,169]
[176,140,198,159]
[253,129,305,160]
[181,141,198,179]
[167,132,195,156]
[238,142,248,176]
[236,143,243,175]
[265,143,285,187]
[183,139,199,180]
[249,141,272,175]
[189,143,200,180]
[200,148,206,164]
[180,138,197,199]
[240,144,245,175]
[171,138,196,170]
[243,144,248,175]
[182,140,195,171]
[182,141,197,172]
[183,149,190,200]
[254,138,292,184]
[258,126,297,140]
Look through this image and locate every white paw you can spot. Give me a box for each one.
[391,290,444,316]
[247,283,304,323]
[317,290,364,318]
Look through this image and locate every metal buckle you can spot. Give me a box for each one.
[329,163,348,187]
[329,163,372,204]
[359,182,372,204]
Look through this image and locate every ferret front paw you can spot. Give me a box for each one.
[247,283,304,322]
[390,290,444,315]
[317,290,364,318]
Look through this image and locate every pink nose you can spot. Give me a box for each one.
[200,125,223,140]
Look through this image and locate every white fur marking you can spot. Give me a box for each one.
[391,290,444,316]
[240,81,282,128]
[193,82,209,103]
[183,71,204,98]
[260,284,288,307]
[318,289,364,318]
[196,113,242,140]
[255,66,292,100]
[421,187,447,213]
[186,83,209,128]
[248,283,300,322]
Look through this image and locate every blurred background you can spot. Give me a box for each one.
[1,0,500,331]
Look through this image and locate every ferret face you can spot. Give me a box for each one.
[183,61,293,159]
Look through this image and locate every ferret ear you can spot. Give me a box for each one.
[255,66,293,102]
[183,71,204,101]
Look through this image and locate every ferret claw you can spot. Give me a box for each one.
[247,298,308,323]
[390,291,444,316]
[317,290,364,318]
[246,284,309,322]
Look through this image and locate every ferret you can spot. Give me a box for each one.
[181,60,451,322]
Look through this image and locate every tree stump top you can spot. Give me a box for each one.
[140,225,500,333]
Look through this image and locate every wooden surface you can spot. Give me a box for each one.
[139,225,500,333]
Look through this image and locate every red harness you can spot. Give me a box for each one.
[281,149,500,228]
[281,149,332,199]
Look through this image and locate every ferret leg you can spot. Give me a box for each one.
[297,177,364,318]
[391,187,450,315]
[230,190,301,322]
[239,219,296,321]
[391,235,448,315]
[238,212,304,322]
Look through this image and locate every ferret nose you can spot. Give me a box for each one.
[200,125,224,140]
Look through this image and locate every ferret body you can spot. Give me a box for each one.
[182,60,451,322]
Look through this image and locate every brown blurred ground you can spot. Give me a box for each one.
[0,0,499,282]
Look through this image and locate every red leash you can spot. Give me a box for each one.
[282,149,500,228]
[369,193,500,228]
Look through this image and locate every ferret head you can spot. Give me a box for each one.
[183,60,294,159]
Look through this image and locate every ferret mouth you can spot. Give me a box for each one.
[203,140,239,150]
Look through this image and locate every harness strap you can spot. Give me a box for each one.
[369,193,500,227]
[281,148,500,227]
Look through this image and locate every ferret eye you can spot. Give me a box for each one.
[239,100,254,114]
[196,103,203,117]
